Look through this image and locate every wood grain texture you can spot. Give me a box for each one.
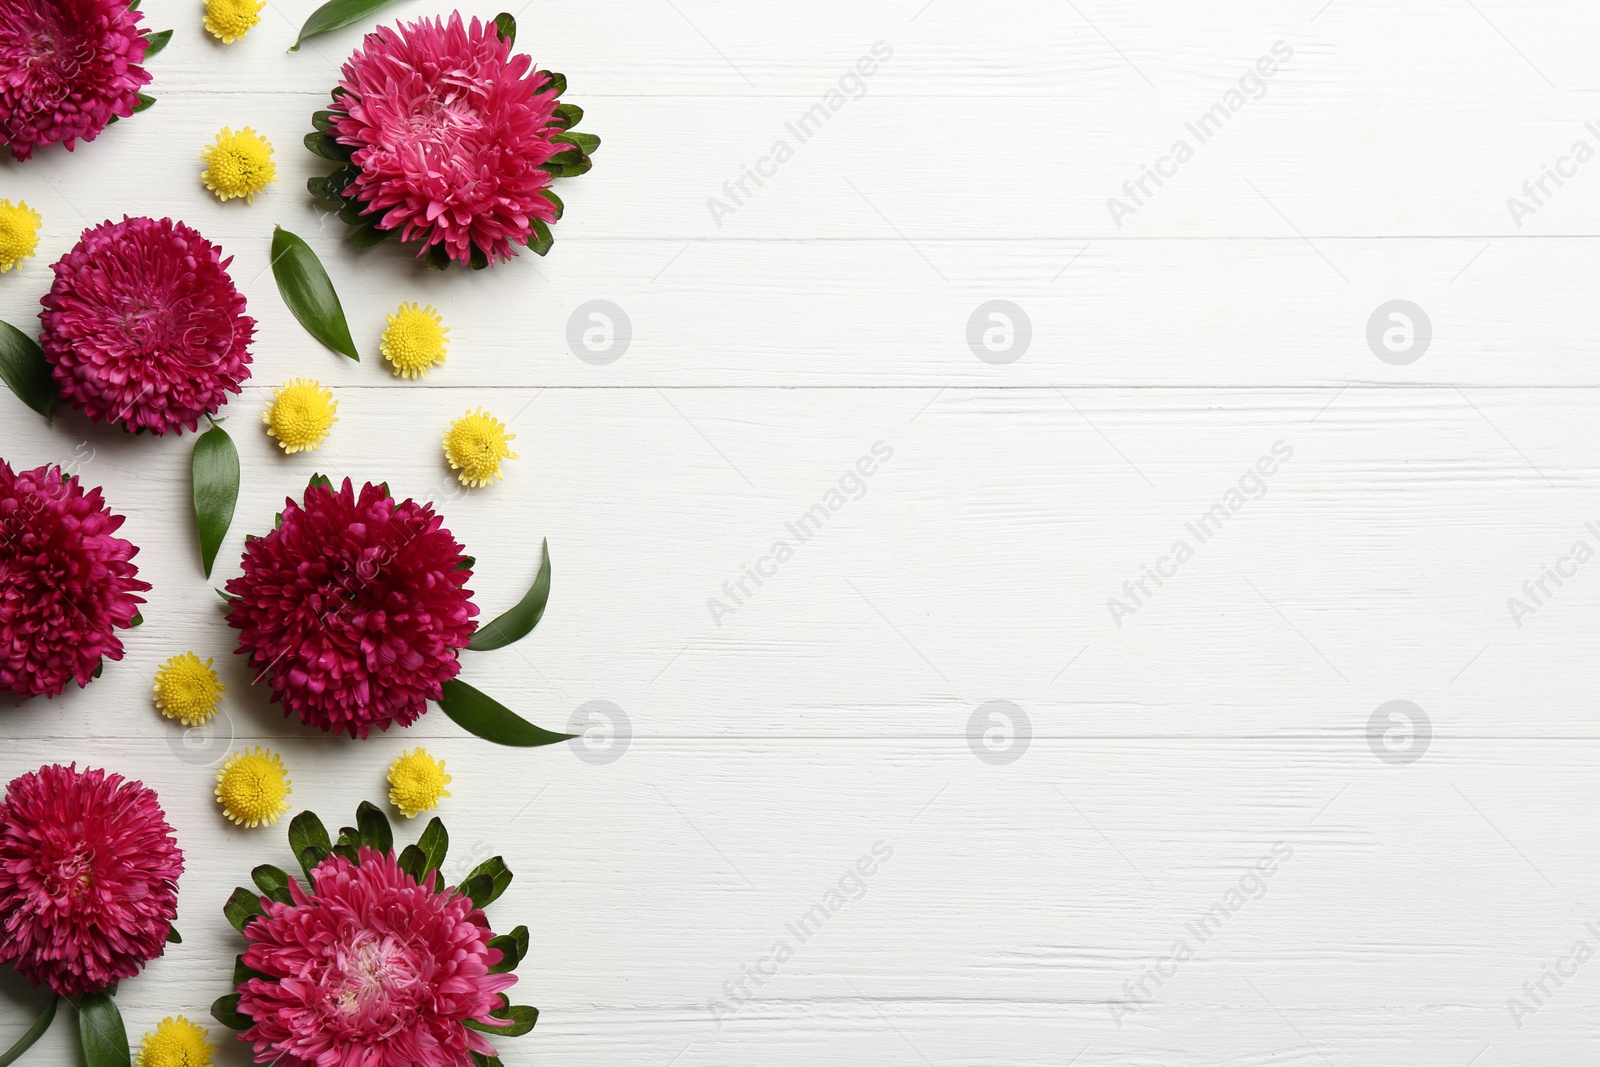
[0,2,1594,1065]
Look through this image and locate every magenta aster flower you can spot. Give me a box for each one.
[0,461,148,699]
[313,12,598,268]
[235,847,518,1067]
[226,479,478,738]
[0,0,152,160]
[40,216,254,436]
[0,764,183,996]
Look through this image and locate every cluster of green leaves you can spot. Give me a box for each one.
[212,805,539,1057]
[304,15,600,270]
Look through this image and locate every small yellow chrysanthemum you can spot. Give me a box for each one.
[381,303,449,379]
[443,408,518,488]
[136,1016,213,1067]
[152,652,225,727]
[201,127,277,203]
[387,748,452,819]
[215,746,292,828]
[203,0,264,43]
[0,199,41,273]
[263,378,337,453]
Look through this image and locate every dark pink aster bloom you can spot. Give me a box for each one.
[41,216,255,436]
[330,13,565,266]
[226,479,478,739]
[0,764,182,996]
[237,848,517,1067]
[0,461,148,698]
[0,0,151,160]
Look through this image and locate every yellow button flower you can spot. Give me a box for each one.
[137,1016,213,1067]
[216,746,292,828]
[152,652,225,727]
[388,748,452,819]
[264,378,337,453]
[201,127,277,203]
[443,408,518,488]
[204,0,264,43]
[381,302,449,378]
[0,199,41,273]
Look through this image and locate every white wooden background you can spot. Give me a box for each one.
[5,1,1600,1063]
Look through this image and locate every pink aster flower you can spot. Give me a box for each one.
[41,216,254,436]
[226,479,478,738]
[236,848,517,1067]
[323,13,586,267]
[0,764,182,996]
[0,0,152,160]
[0,461,148,699]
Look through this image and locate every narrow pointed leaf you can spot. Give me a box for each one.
[166,925,181,944]
[211,994,250,1031]
[492,12,515,43]
[356,801,393,853]
[0,319,56,419]
[437,679,577,748]
[468,539,551,651]
[465,1006,538,1037]
[0,996,57,1067]
[526,218,553,257]
[270,226,359,360]
[76,992,130,1067]
[397,844,427,881]
[142,29,172,56]
[233,956,270,986]
[462,856,512,907]
[192,424,239,578]
[131,93,155,114]
[291,0,406,50]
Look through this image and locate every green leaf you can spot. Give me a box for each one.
[329,842,360,865]
[130,611,143,627]
[465,1005,538,1037]
[539,189,564,220]
[311,109,335,132]
[223,887,266,932]
[356,801,393,853]
[131,93,155,114]
[526,218,553,257]
[552,131,600,155]
[544,152,593,179]
[487,925,528,973]
[0,319,56,419]
[166,925,181,944]
[288,811,332,879]
[291,0,406,50]
[251,864,292,897]
[538,70,567,97]
[397,843,427,881]
[270,227,359,360]
[142,28,172,57]
[76,992,130,1067]
[211,994,250,1031]
[417,817,448,875]
[0,996,57,1067]
[192,424,240,579]
[462,856,512,908]
[492,12,515,43]
[307,472,333,492]
[469,539,551,651]
[468,1055,504,1067]
[553,102,583,130]
[303,131,352,161]
[437,679,578,748]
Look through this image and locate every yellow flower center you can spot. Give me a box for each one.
[203,0,264,43]
[0,199,41,272]
[381,303,449,378]
[443,408,518,488]
[387,748,452,819]
[153,652,225,727]
[215,747,292,828]
[264,379,337,453]
[137,1016,213,1067]
[201,127,277,203]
